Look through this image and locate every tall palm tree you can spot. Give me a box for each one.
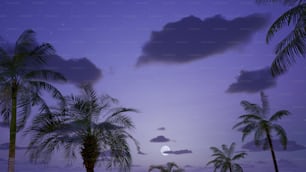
[148,162,184,172]
[206,142,246,172]
[26,85,141,172]
[233,92,290,172]
[256,0,305,76]
[0,29,66,172]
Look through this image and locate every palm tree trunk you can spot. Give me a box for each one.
[229,165,233,172]
[85,166,94,172]
[8,81,18,172]
[266,129,279,172]
[81,135,99,172]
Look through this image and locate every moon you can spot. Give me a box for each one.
[160,145,171,156]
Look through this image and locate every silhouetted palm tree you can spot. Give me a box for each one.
[256,0,305,76]
[233,92,290,172]
[26,84,140,172]
[0,29,66,172]
[148,162,184,172]
[207,142,246,172]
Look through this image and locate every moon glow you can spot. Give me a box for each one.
[160,145,171,156]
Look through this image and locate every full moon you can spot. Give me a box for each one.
[160,145,171,156]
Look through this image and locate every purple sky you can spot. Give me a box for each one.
[0,0,306,171]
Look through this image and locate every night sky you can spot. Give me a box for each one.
[0,0,306,171]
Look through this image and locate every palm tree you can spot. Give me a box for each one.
[256,0,305,76]
[148,162,184,172]
[206,142,246,172]
[26,84,141,172]
[0,29,66,172]
[233,92,290,172]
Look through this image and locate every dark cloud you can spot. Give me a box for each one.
[150,135,170,143]
[157,127,166,131]
[242,140,306,152]
[0,143,28,150]
[44,55,102,84]
[226,67,276,93]
[164,149,192,155]
[137,13,268,66]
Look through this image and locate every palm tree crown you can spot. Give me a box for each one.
[233,91,290,172]
[256,0,306,76]
[0,29,66,172]
[207,142,247,172]
[26,84,140,172]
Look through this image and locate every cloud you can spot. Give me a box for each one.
[150,135,170,143]
[164,149,192,155]
[226,67,276,93]
[137,13,268,66]
[242,140,306,152]
[157,127,166,131]
[44,55,102,84]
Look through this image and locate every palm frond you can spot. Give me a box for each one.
[26,85,138,171]
[220,163,229,172]
[271,124,288,149]
[241,123,257,141]
[24,69,66,82]
[106,132,132,172]
[29,92,52,114]
[166,162,179,171]
[210,146,224,155]
[228,142,236,158]
[238,114,263,121]
[16,92,32,131]
[123,131,142,154]
[208,143,246,172]
[232,119,254,130]
[28,43,55,65]
[107,107,138,119]
[254,127,266,145]
[232,152,247,161]
[206,159,221,166]
[269,110,290,121]
[106,113,135,129]
[29,81,64,101]
[0,84,11,121]
[266,3,305,43]
[240,100,263,114]
[271,26,306,75]
[15,29,36,55]
[260,91,270,115]
[232,163,244,172]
